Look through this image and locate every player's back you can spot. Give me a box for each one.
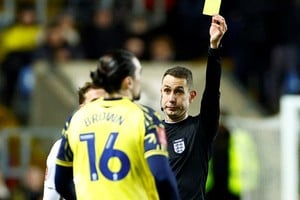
[67,97,160,200]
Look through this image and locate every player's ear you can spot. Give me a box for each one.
[189,90,197,103]
[122,76,133,89]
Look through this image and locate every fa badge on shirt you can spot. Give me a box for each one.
[173,138,185,154]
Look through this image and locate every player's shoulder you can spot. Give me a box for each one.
[137,103,154,113]
[136,103,162,121]
[70,101,94,119]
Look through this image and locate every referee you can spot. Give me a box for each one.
[160,15,227,200]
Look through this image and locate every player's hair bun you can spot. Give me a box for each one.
[98,55,118,77]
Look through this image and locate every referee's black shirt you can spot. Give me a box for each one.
[164,48,221,200]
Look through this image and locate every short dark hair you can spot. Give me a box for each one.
[90,49,136,93]
[78,82,99,104]
[162,66,194,89]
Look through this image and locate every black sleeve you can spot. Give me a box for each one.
[147,155,180,200]
[55,165,76,200]
[200,48,221,140]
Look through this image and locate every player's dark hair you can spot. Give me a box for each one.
[90,49,136,93]
[162,66,194,89]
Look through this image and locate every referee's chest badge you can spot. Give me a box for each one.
[173,138,185,154]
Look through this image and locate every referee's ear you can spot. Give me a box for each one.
[189,90,197,103]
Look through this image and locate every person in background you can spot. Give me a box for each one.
[43,82,105,200]
[0,3,42,124]
[160,14,227,199]
[205,121,240,200]
[206,113,260,200]
[34,19,83,64]
[55,49,180,199]
[148,34,175,61]
[11,165,44,200]
[123,36,146,60]
[79,8,126,59]
[0,169,10,200]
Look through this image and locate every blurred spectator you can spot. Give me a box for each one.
[111,0,139,27]
[34,20,83,64]
[0,170,10,200]
[123,36,146,59]
[108,0,171,30]
[206,116,260,200]
[125,14,150,38]
[80,7,126,59]
[144,0,177,12]
[206,123,240,200]
[0,3,41,113]
[123,14,151,60]
[148,34,175,61]
[141,0,175,29]
[61,0,98,26]
[56,11,81,47]
[10,165,44,200]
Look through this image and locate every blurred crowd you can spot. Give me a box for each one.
[0,0,299,124]
[0,165,44,200]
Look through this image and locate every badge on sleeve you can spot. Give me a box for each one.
[173,138,185,154]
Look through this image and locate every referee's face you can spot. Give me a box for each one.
[160,75,193,122]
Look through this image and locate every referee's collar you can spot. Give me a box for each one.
[164,114,188,124]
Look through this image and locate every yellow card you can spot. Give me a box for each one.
[202,0,221,16]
